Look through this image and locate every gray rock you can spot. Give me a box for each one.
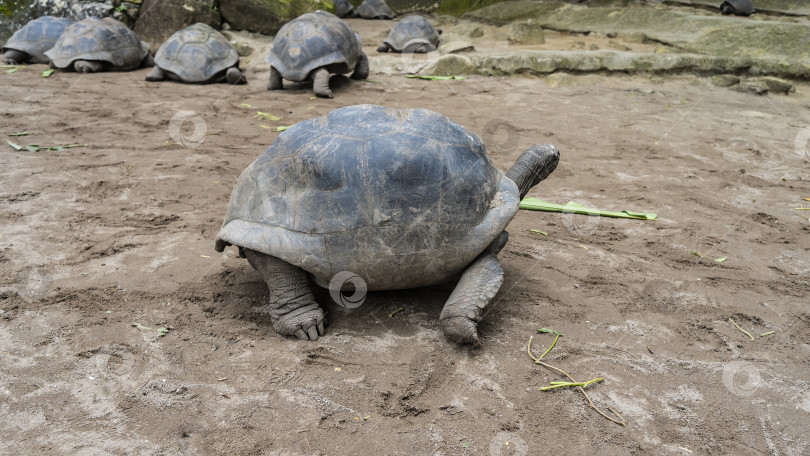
[748,76,795,95]
[439,40,475,54]
[711,74,740,87]
[445,23,484,39]
[433,54,475,75]
[231,41,253,57]
[734,80,769,95]
[134,0,220,52]
[219,0,327,35]
[503,20,544,45]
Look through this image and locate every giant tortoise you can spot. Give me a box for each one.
[377,15,441,53]
[45,17,152,73]
[2,16,74,64]
[146,23,245,84]
[265,11,368,98]
[215,104,560,346]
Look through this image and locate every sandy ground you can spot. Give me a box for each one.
[2,18,810,455]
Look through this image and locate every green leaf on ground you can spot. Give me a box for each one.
[41,69,55,78]
[256,111,280,121]
[405,75,464,80]
[7,140,22,150]
[520,197,657,220]
[9,132,29,136]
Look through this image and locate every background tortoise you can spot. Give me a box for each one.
[45,17,152,73]
[146,23,245,84]
[357,0,396,19]
[377,15,441,53]
[720,0,754,15]
[265,11,368,98]
[334,0,358,18]
[215,104,560,345]
[2,16,73,65]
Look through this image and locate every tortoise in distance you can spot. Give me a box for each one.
[2,16,74,65]
[215,104,560,346]
[265,11,369,98]
[147,23,246,84]
[377,15,441,53]
[45,17,153,73]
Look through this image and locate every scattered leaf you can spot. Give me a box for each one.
[310,96,318,100]
[579,244,589,250]
[200,255,210,258]
[240,103,252,107]
[9,132,29,136]
[335,367,342,372]
[537,328,563,336]
[760,330,775,337]
[405,75,464,80]
[132,323,152,331]
[803,198,810,202]
[155,327,170,337]
[6,140,22,150]
[520,197,657,220]
[41,69,55,78]
[275,126,290,132]
[256,111,280,121]
[714,257,727,263]
[389,307,404,318]
[5,67,19,74]
[530,229,548,235]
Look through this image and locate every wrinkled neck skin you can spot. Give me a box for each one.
[506,145,560,200]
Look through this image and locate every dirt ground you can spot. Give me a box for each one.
[2,19,810,455]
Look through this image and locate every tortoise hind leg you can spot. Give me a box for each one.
[244,249,325,340]
[74,60,104,73]
[439,232,508,347]
[268,66,283,90]
[2,49,28,64]
[226,67,246,85]
[350,51,369,80]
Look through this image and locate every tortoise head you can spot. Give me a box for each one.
[505,145,560,200]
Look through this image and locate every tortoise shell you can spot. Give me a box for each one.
[215,104,520,290]
[265,11,362,82]
[2,16,74,64]
[154,23,239,83]
[45,17,149,70]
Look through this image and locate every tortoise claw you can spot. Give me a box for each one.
[295,329,308,340]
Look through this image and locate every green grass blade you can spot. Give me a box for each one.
[520,197,657,220]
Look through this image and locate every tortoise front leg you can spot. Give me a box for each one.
[2,49,28,64]
[376,43,391,53]
[74,60,104,73]
[312,67,333,98]
[440,250,504,347]
[350,52,369,80]
[145,66,166,81]
[439,231,508,347]
[244,249,325,340]
[268,66,283,90]
[225,67,246,84]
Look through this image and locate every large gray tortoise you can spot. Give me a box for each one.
[2,16,74,64]
[146,23,245,84]
[215,104,560,346]
[265,11,368,98]
[357,0,396,19]
[45,17,152,73]
[377,15,441,53]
